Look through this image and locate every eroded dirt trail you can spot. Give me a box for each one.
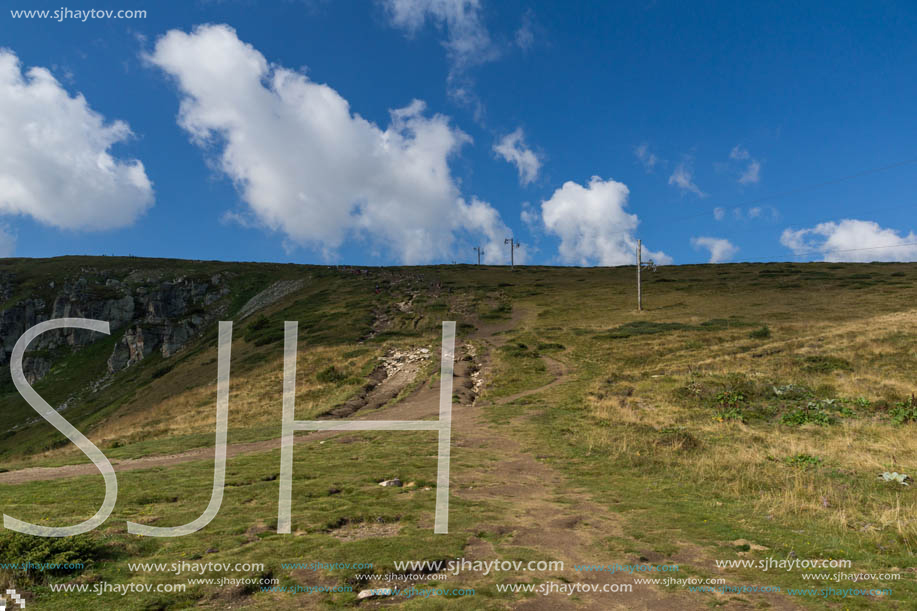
[0,308,800,610]
[441,311,694,609]
[440,308,796,610]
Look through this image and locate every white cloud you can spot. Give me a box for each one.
[780,219,917,262]
[520,201,539,232]
[381,0,496,114]
[515,10,534,50]
[540,176,671,266]
[149,24,510,264]
[493,128,540,186]
[713,207,726,221]
[634,143,658,173]
[382,0,493,66]
[730,145,761,184]
[728,205,778,221]
[739,159,761,184]
[668,161,705,197]
[0,50,153,230]
[458,196,524,264]
[691,236,738,263]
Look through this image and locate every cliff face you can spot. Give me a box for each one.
[0,267,232,384]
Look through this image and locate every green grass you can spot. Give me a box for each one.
[0,430,486,608]
[4,258,917,608]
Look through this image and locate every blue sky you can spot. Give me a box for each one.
[2,0,917,266]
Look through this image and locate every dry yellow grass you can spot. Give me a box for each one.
[572,301,917,549]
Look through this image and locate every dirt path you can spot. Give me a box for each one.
[435,310,694,609]
[0,354,449,485]
[0,307,800,610]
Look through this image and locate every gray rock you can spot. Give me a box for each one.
[161,320,194,358]
[103,296,135,329]
[108,326,159,372]
[22,356,50,385]
[379,478,402,487]
[0,268,232,382]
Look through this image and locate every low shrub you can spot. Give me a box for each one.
[316,366,347,384]
[781,401,836,426]
[772,384,814,400]
[0,531,102,586]
[802,355,852,373]
[499,342,540,359]
[785,453,822,469]
[891,394,917,424]
[655,427,699,450]
[712,407,745,423]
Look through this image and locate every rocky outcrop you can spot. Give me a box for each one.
[0,268,232,383]
[107,325,155,371]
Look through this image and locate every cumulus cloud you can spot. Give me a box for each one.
[780,219,917,262]
[691,236,738,263]
[540,176,670,266]
[729,145,750,160]
[634,143,658,173]
[668,161,705,197]
[0,50,153,230]
[493,128,540,186]
[457,195,525,264]
[713,207,726,221]
[149,24,510,264]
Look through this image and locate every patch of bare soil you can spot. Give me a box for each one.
[322,347,432,419]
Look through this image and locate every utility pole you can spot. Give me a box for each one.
[473,246,484,265]
[504,238,519,268]
[636,239,656,312]
[637,239,642,311]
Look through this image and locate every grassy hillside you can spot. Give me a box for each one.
[1,257,916,609]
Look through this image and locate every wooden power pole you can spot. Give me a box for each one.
[636,239,642,311]
[505,238,519,268]
[636,239,656,312]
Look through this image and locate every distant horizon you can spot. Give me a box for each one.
[2,253,914,269]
